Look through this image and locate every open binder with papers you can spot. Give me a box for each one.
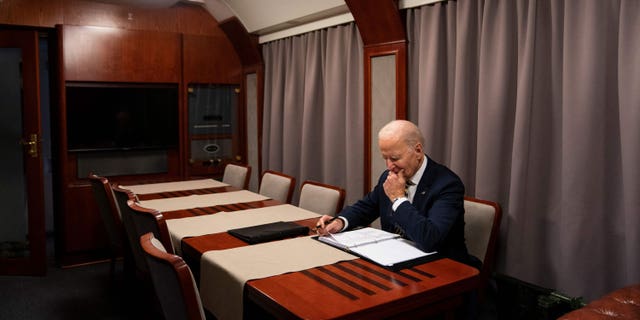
[316,227,438,270]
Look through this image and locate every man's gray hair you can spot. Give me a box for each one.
[379,120,424,147]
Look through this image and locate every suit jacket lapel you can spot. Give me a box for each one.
[413,156,434,210]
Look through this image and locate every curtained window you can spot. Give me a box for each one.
[406,0,639,301]
[262,23,365,205]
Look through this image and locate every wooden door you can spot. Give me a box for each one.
[0,29,46,275]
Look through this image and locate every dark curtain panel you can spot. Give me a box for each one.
[407,0,640,301]
[262,23,365,205]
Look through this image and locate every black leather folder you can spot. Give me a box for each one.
[227,221,310,244]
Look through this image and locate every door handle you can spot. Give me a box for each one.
[20,133,40,158]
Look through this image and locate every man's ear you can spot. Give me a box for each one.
[414,142,424,154]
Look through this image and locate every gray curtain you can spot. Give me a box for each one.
[407,0,640,301]
[262,23,365,205]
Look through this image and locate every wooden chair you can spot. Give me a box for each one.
[140,232,206,320]
[222,163,251,189]
[88,173,125,278]
[258,170,296,204]
[112,185,166,316]
[298,180,345,216]
[463,196,502,301]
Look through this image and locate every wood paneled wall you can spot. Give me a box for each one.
[345,0,408,192]
[183,33,243,84]
[2,0,248,266]
[0,0,64,27]
[62,26,182,82]
[1,0,222,35]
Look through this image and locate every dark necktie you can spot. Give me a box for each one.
[404,180,415,198]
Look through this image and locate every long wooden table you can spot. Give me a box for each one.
[123,179,480,319]
[182,223,479,319]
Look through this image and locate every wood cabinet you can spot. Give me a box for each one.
[182,33,244,178]
[186,84,242,177]
[57,16,244,266]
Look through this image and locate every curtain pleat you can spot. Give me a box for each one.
[262,24,364,205]
[618,0,640,281]
[407,0,640,301]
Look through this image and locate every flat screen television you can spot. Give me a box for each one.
[66,82,179,152]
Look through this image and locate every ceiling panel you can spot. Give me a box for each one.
[219,0,347,34]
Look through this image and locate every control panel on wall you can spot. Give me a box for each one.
[187,84,239,170]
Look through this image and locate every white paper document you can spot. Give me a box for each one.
[318,227,437,269]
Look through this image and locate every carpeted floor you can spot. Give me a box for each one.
[0,260,132,319]
[0,236,159,320]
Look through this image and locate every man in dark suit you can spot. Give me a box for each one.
[317,119,479,268]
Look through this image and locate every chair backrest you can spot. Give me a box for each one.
[140,232,206,320]
[128,200,174,255]
[464,196,502,290]
[298,180,346,216]
[112,185,153,274]
[258,170,296,203]
[222,163,251,189]
[88,173,124,251]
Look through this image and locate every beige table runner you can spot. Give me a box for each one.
[200,236,357,320]
[137,190,269,212]
[166,204,320,254]
[120,178,229,195]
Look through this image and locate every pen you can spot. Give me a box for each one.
[315,217,337,229]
